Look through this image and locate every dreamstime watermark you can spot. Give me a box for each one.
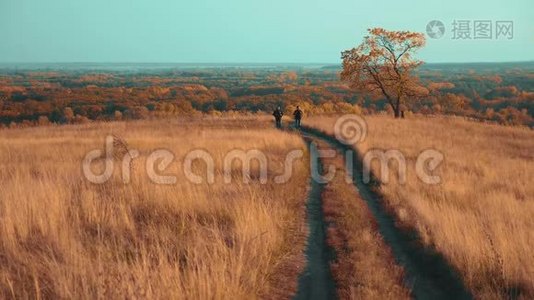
[327,114,443,185]
[81,115,444,186]
[82,136,305,185]
[334,114,367,145]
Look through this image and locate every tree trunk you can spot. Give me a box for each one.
[394,97,401,118]
[394,107,401,118]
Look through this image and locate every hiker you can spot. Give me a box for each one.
[272,106,284,128]
[293,106,303,128]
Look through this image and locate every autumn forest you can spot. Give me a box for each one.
[0,61,533,128]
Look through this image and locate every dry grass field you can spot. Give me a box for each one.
[0,116,309,299]
[2,113,532,299]
[307,114,534,299]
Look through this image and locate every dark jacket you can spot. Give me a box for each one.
[293,109,302,119]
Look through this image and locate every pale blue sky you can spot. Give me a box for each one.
[1,0,532,63]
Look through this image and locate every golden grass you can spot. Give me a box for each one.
[0,116,308,299]
[315,140,411,300]
[306,114,534,299]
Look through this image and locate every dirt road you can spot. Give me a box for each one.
[294,136,337,300]
[294,128,472,300]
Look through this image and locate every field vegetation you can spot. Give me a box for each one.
[307,114,534,299]
[0,116,309,299]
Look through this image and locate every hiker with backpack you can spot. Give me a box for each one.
[272,106,284,128]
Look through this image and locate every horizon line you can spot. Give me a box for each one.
[1,60,534,67]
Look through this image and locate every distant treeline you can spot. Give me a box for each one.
[0,65,533,128]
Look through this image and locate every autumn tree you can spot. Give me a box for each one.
[438,93,469,114]
[341,28,428,118]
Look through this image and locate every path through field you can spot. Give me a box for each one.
[294,127,473,300]
[294,136,337,300]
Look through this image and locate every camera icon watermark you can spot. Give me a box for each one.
[425,19,514,40]
[426,20,446,39]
